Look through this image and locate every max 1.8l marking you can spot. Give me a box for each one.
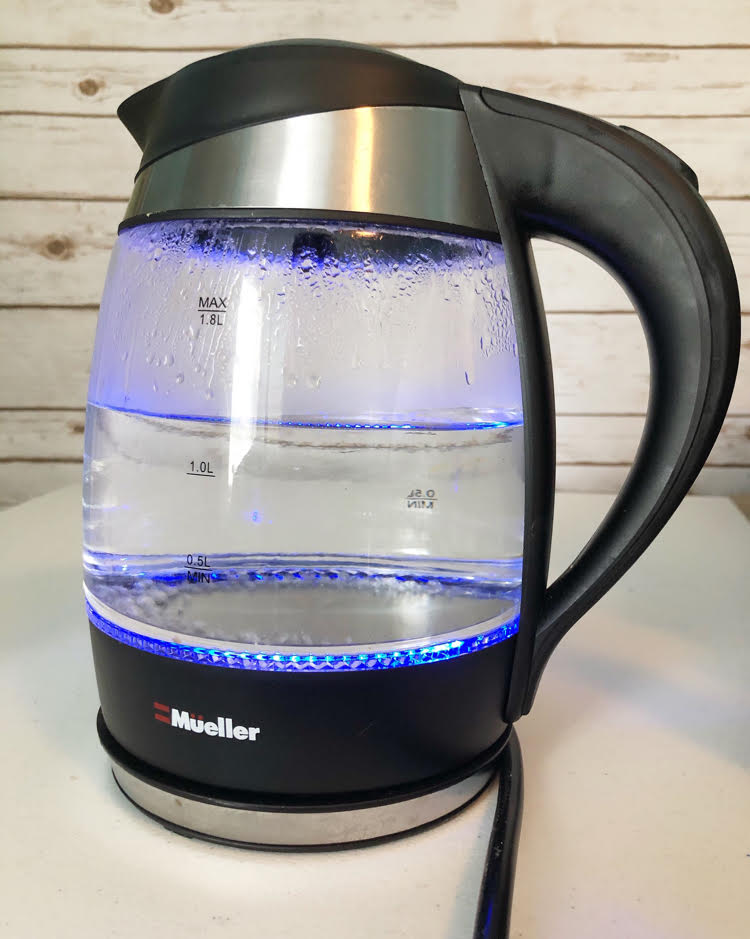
[198,296,227,326]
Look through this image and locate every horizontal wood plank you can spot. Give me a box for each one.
[545,313,750,415]
[1,199,748,312]
[2,307,748,415]
[0,461,82,507]
[2,115,749,200]
[555,415,750,467]
[2,0,748,48]
[0,308,98,408]
[2,410,747,466]
[556,464,750,495]
[0,410,86,459]
[3,47,749,117]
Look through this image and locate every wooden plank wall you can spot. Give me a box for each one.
[1,1,749,506]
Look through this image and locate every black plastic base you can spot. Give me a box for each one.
[90,623,515,795]
[98,708,510,810]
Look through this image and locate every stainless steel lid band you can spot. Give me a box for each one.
[123,106,498,235]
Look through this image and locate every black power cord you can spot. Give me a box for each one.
[473,728,524,939]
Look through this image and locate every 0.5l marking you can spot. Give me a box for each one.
[406,488,437,510]
[185,553,212,583]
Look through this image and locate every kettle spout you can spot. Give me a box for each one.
[117,78,167,153]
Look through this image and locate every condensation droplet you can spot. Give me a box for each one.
[152,381,159,392]
[306,374,321,390]
[286,373,298,388]
[175,373,184,384]
[162,353,174,366]
[204,387,214,399]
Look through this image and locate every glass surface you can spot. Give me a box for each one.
[83,220,524,663]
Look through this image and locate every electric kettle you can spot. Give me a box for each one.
[84,39,739,933]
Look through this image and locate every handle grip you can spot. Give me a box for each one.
[461,87,740,717]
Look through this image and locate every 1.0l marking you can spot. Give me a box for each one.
[187,460,215,477]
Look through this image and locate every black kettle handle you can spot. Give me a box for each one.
[461,87,740,718]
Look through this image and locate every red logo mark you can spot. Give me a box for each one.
[153,701,171,724]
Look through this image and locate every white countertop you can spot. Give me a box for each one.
[2,487,748,938]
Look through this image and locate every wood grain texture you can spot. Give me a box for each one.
[2,1,749,504]
[2,199,748,312]
[0,461,82,507]
[3,47,749,117]
[2,308,748,415]
[2,411,748,465]
[0,308,97,408]
[0,410,86,458]
[3,114,749,200]
[555,415,750,467]
[2,0,749,48]
[555,465,750,495]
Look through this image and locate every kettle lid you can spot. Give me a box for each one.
[119,40,461,173]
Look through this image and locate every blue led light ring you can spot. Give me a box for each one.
[87,602,519,672]
[85,403,523,432]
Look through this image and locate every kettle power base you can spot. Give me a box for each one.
[110,762,493,849]
[98,710,503,848]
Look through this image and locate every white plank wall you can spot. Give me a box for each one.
[1,0,749,506]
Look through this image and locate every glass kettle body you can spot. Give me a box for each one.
[85,41,739,847]
[85,221,524,663]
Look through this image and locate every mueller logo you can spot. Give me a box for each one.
[153,701,260,741]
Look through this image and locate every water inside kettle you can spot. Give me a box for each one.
[83,404,523,651]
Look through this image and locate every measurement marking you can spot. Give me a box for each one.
[186,471,216,477]
[185,565,213,571]
[186,569,212,583]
